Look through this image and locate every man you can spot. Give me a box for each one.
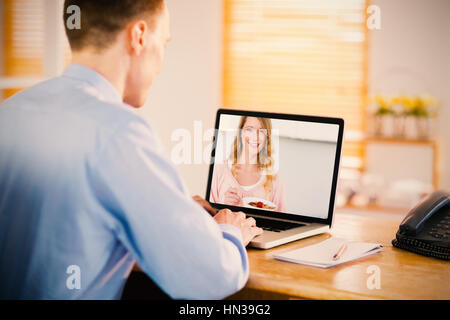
[0,0,262,299]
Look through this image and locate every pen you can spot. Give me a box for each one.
[332,243,348,261]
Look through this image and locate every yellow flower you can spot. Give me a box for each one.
[372,94,393,115]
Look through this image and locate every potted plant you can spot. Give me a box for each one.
[370,95,395,137]
[390,96,407,138]
[401,95,438,140]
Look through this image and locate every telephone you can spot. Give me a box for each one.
[392,190,450,260]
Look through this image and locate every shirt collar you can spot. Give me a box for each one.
[62,63,123,104]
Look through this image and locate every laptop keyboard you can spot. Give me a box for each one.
[253,216,305,232]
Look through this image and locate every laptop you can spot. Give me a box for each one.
[205,109,344,249]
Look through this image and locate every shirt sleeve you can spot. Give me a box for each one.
[86,118,249,299]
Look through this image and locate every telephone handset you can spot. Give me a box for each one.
[392,190,450,260]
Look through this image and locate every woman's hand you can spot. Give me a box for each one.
[224,187,243,206]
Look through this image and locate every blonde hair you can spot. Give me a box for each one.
[230,116,274,194]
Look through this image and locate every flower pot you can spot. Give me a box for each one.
[403,116,432,140]
[374,114,395,138]
[416,117,432,140]
[393,115,405,138]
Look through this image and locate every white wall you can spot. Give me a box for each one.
[278,138,337,218]
[138,0,223,196]
[369,0,450,189]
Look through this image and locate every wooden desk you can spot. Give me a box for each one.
[229,210,450,300]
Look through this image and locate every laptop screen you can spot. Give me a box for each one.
[205,109,344,224]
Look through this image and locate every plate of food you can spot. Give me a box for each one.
[242,197,277,211]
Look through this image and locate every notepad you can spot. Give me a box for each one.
[273,237,383,268]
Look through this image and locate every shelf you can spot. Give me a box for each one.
[364,137,436,146]
[339,203,408,215]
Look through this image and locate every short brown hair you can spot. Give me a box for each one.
[64,0,164,52]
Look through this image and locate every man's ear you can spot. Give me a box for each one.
[129,20,148,55]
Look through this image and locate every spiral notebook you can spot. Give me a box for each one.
[274,237,383,268]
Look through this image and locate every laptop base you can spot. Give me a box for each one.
[249,224,330,249]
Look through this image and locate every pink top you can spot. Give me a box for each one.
[209,163,286,212]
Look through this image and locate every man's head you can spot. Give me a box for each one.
[64,0,171,108]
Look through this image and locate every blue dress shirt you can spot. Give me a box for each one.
[0,64,248,299]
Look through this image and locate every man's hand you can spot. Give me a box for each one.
[213,209,263,246]
[192,195,217,216]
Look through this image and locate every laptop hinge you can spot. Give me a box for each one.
[246,213,309,225]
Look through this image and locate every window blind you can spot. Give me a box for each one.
[3,0,44,97]
[223,0,369,164]
[2,0,70,98]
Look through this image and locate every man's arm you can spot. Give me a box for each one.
[87,118,253,299]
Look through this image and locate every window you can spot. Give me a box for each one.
[1,0,70,99]
[222,0,369,168]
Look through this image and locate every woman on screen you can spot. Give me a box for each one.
[210,116,286,212]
